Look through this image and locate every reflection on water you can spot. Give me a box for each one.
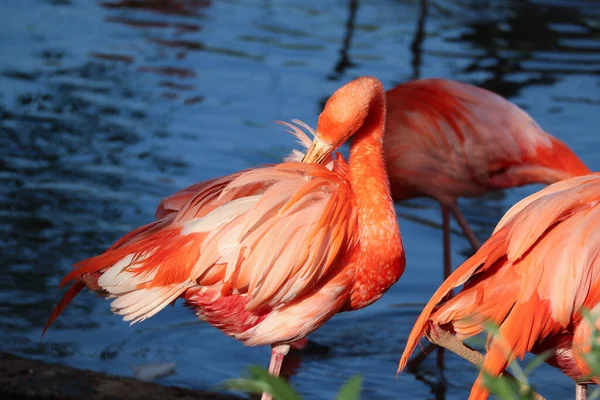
[1,0,599,399]
[327,0,358,82]
[448,0,600,97]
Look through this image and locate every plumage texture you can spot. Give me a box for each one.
[398,173,600,400]
[384,78,591,205]
[44,76,405,350]
[46,149,358,344]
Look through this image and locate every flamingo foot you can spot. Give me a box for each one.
[261,344,291,400]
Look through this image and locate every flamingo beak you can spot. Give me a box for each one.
[302,136,334,164]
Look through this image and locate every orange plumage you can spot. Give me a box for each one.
[44,77,405,400]
[398,173,600,399]
[384,78,590,275]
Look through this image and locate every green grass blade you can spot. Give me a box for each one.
[247,366,302,400]
[335,375,362,400]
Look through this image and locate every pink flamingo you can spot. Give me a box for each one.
[384,78,590,278]
[43,76,405,400]
[399,173,600,400]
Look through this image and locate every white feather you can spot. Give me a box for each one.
[110,285,189,324]
[181,195,261,235]
[98,252,157,294]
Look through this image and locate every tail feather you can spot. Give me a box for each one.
[42,280,86,336]
[61,223,194,290]
[46,220,194,335]
[58,220,168,288]
[469,296,549,400]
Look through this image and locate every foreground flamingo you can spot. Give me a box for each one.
[398,173,600,399]
[384,78,591,278]
[43,76,405,400]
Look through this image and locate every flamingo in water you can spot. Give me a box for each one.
[384,78,591,278]
[43,76,405,400]
[398,173,600,400]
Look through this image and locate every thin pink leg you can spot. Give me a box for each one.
[441,206,452,281]
[449,204,481,251]
[438,206,452,371]
[261,344,291,400]
[409,206,477,372]
[576,382,587,400]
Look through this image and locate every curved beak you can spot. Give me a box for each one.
[302,136,334,164]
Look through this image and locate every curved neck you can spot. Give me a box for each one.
[347,93,405,310]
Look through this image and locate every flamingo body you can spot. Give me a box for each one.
[385,78,590,204]
[44,77,405,392]
[398,173,600,399]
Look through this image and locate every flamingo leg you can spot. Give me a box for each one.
[441,206,452,281]
[261,344,291,400]
[407,204,472,371]
[428,326,483,367]
[576,382,587,400]
[436,205,448,371]
[448,204,481,251]
[428,326,546,400]
[407,206,453,373]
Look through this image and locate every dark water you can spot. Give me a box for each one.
[1,0,599,399]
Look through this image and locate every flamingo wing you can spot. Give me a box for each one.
[155,173,246,219]
[398,173,600,396]
[46,158,358,331]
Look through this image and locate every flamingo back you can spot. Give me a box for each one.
[398,173,600,399]
[384,79,590,203]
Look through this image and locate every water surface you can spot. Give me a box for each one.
[1,0,600,399]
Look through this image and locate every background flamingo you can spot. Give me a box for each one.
[384,78,591,279]
[43,76,405,400]
[398,173,600,400]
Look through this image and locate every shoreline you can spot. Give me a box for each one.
[0,352,240,399]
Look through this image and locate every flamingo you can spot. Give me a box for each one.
[43,76,405,400]
[384,78,591,279]
[398,173,600,400]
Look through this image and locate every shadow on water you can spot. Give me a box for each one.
[327,0,359,82]
[0,0,599,399]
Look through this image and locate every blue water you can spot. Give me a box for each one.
[1,0,599,399]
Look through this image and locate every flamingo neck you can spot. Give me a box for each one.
[347,96,405,310]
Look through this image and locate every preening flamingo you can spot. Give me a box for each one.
[43,76,405,400]
[398,173,600,400]
[384,78,591,278]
